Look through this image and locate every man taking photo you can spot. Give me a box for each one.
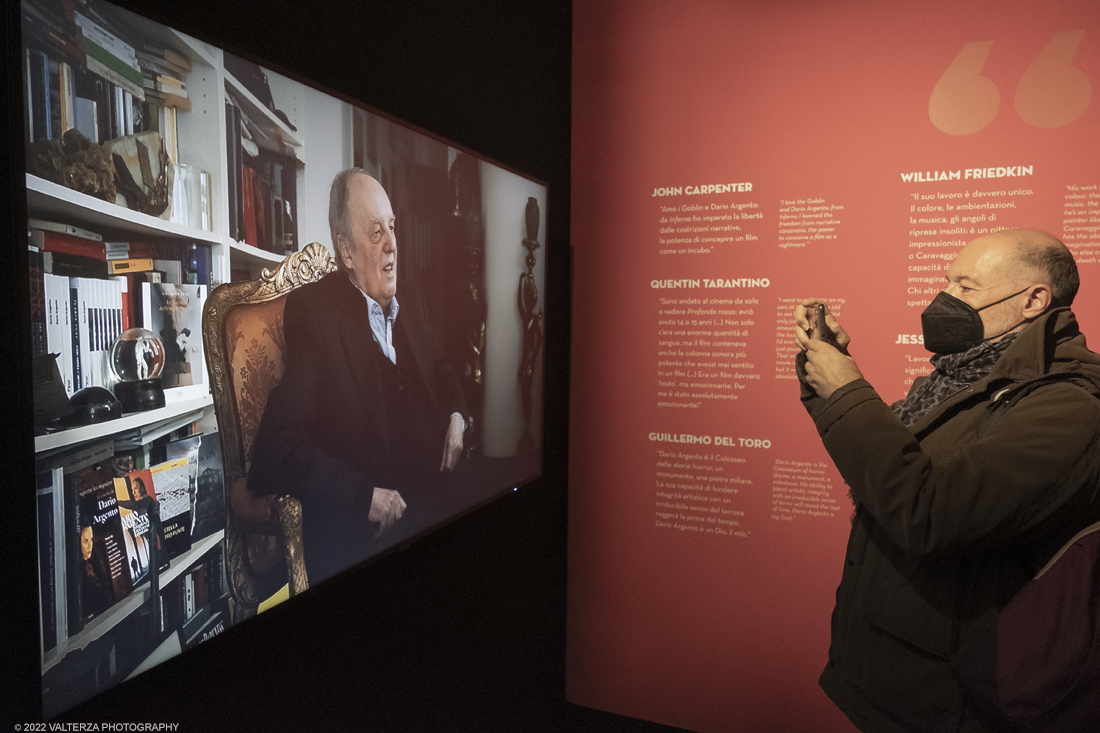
[795,228,1100,732]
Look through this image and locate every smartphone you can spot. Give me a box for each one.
[809,304,835,345]
[809,304,826,341]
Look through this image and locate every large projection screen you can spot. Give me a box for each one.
[19,0,546,716]
[568,0,1100,730]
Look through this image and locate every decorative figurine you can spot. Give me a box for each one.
[517,197,544,454]
[110,327,167,412]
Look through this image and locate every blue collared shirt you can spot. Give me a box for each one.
[355,286,399,365]
[352,281,465,432]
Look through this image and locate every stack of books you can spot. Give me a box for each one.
[137,44,192,162]
[37,429,227,654]
[28,218,212,398]
[226,100,300,255]
[21,0,189,149]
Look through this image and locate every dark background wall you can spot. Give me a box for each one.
[0,0,681,729]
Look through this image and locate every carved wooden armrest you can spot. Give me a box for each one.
[229,473,280,531]
[273,495,308,596]
[227,473,309,595]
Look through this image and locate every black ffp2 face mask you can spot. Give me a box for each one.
[920,288,1029,355]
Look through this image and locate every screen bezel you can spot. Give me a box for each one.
[8,0,557,719]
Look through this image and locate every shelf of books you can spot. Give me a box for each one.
[223,69,302,274]
[20,0,328,715]
[36,430,230,717]
[19,0,265,716]
[224,67,304,155]
[42,530,225,673]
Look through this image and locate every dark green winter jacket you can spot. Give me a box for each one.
[804,307,1100,733]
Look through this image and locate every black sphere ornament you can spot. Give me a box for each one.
[62,386,122,426]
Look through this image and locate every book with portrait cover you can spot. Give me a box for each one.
[140,282,206,389]
[150,456,192,558]
[112,468,158,586]
[67,462,134,625]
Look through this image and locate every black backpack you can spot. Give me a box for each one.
[951,521,1100,731]
[951,370,1100,731]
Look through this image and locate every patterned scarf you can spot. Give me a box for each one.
[891,332,1021,428]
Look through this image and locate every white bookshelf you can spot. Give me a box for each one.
[27,0,246,701]
[224,69,305,155]
[41,529,225,674]
[34,395,212,456]
[26,174,221,245]
[229,239,287,270]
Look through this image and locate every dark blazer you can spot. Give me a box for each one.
[248,271,467,582]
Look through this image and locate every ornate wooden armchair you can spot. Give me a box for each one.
[202,242,336,620]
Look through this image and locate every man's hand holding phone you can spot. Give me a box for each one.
[795,299,849,352]
[794,299,862,399]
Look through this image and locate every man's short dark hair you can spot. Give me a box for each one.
[1015,231,1080,306]
[328,168,371,273]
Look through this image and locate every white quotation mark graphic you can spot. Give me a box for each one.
[930,31,1091,135]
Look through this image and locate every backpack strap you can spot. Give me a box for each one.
[1035,520,1100,579]
[990,364,1100,411]
[979,366,1100,532]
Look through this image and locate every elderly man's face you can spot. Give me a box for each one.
[943,231,1029,340]
[340,175,397,309]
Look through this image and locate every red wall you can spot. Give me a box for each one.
[568,1,1100,730]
